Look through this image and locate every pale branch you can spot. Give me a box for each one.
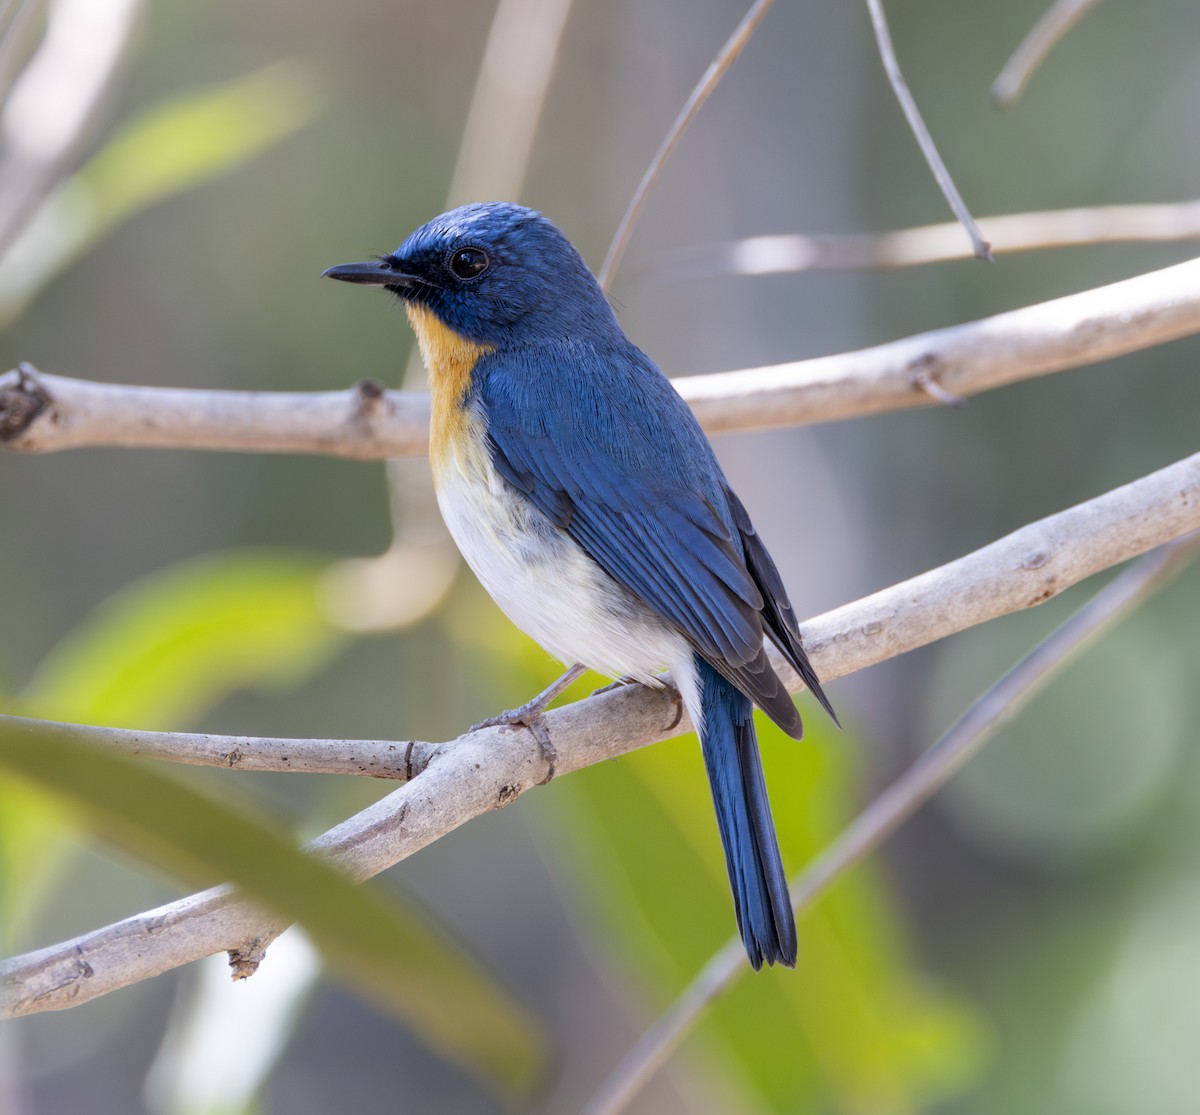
[864,0,990,261]
[0,366,431,459]
[678,253,1200,435]
[0,716,435,779]
[992,0,1104,108]
[648,201,1200,278]
[597,0,774,289]
[4,253,1200,459]
[582,531,1200,1115]
[3,448,1198,1016]
[0,0,143,254]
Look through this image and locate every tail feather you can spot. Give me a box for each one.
[692,654,797,969]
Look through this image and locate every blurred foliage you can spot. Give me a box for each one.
[3,1,1200,1113]
[0,715,544,1094]
[918,570,1200,1115]
[551,708,985,1113]
[0,61,323,325]
[931,588,1187,866]
[0,772,65,953]
[20,550,342,729]
[1,551,544,1096]
[2,550,342,947]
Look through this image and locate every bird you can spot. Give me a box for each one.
[324,202,837,970]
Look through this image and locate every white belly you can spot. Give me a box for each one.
[434,434,687,685]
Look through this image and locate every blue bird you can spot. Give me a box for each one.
[325,202,837,970]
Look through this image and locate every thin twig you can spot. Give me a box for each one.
[597,0,774,289]
[864,0,991,261]
[3,451,1199,1016]
[992,0,1104,108]
[648,201,1200,279]
[8,253,1200,457]
[580,531,1200,1115]
[0,717,436,779]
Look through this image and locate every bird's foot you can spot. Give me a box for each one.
[470,663,586,783]
[592,674,685,731]
[662,680,684,731]
[472,702,558,783]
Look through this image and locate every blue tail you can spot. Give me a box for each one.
[695,654,797,969]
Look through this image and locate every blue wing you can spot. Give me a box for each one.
[476,339,834,735]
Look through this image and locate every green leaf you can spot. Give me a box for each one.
[7,550,546,1091]
[21,550,342,729]
[0,772,69,950]
[74,60,322,235]
[0,717,544,1093]
[3,549,339,949]
[0,60,323,322]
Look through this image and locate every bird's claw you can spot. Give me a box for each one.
[592,675,684,731]
[469,663,587,783]
[662,681,684,731]
[471,702,558,783]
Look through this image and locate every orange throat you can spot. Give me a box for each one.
[404,304,494,477]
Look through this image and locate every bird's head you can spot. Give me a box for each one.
[324,202,617,348]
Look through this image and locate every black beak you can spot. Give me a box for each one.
[322,259,418,288]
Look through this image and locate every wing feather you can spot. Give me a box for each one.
[477,340,829,734]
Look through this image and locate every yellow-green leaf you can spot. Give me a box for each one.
[0,716,544,1093]
[4,550,339,950]
[21,550,341,729]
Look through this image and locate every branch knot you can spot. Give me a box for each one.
[0,363,53,443]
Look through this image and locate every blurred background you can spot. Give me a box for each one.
[2,0,1200,1111]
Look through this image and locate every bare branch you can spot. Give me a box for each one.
[3,448,1198,1016]
[581,530,1200,1115]
[0,716,435,779]
[669,253,1200,435]
[0,368,430,458]
[992,0,1104,109]
[649,201,1200,278]
[6,254,1200,457]
[863,0,990,261]
[597,0,774,289]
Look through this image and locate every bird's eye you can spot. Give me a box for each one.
[448,247,489,280]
